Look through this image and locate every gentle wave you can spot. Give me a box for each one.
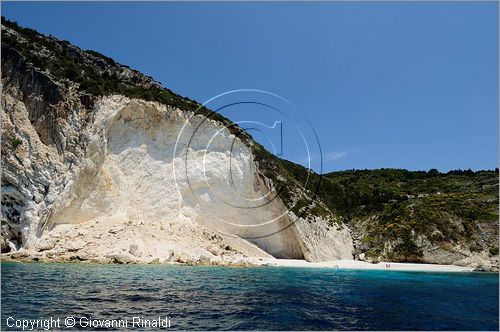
[1,262,498,330]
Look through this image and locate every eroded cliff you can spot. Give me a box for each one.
[2,18,497,270]
[1,19,354,265]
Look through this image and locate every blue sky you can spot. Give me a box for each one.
[2,2,498,173]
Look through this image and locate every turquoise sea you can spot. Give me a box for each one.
[1,262,498,330]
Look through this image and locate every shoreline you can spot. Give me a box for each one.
[261,259,476,272]
[1,255,480,272]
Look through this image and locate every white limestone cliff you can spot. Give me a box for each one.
[2,94,354,264]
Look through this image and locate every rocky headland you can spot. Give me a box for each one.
[1,18,498,271]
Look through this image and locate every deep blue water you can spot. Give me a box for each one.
[1,262,498,330]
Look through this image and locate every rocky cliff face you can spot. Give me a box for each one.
[1,19,354,264]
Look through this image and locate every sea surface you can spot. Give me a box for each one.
[1,262,498,330]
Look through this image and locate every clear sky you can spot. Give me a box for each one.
[2,1,498,173]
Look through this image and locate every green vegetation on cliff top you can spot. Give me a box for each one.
[321,169,499,262]
[0,17,231,125]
